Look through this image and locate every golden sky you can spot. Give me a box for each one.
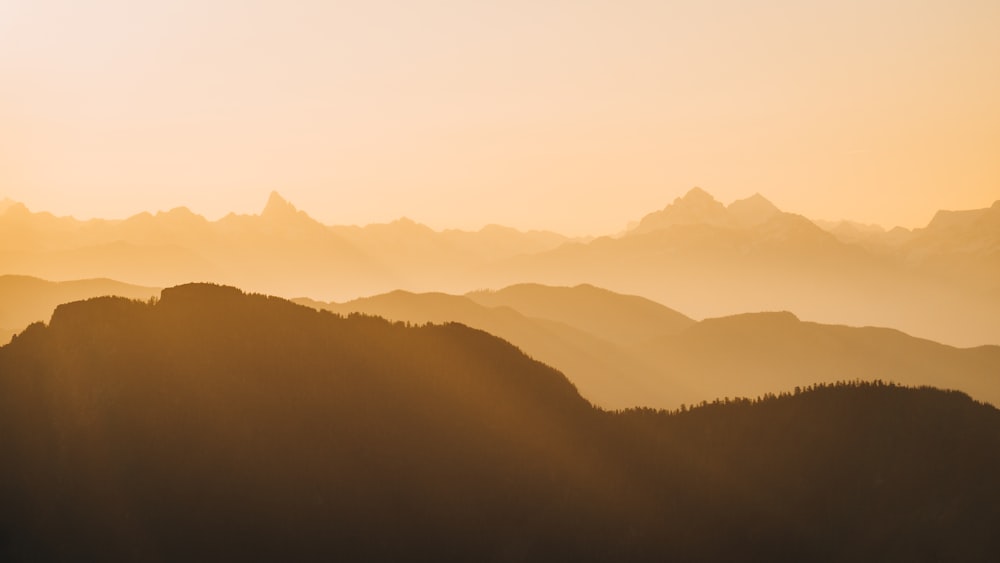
[1,0,998,235]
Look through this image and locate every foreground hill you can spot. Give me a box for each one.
[1,284,998,561]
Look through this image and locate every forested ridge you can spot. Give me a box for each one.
[1,284,997,561]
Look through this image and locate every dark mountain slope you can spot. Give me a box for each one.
[0,285,998,561]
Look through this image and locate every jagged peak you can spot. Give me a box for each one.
[261,191,298,217]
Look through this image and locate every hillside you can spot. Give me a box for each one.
[297,289,667,407]
[1,285,998,561]
[646,311,1000,408]
[302,284,1000,410]
[466,283,694,348]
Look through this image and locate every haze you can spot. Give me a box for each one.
[2,0,998,235]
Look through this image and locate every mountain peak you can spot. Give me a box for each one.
[728,192,781,227]
[0,201,31,217]
[678,186,717,204]
[630,187,729,234]
[261,191,298,218]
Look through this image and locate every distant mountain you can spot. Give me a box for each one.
[645,311,1000,409]
[0,193,571,299]
[489,192,1000,347]
[0,275,160,344]
[727,192,782,227]
[0,197,16,214]
[2,189,998,345]
[631,187,783,234]
[1,284,998,561]
[466,283,694,348]
[630,186,732,233]
[299,283,1000,410]
[297,287,674,407]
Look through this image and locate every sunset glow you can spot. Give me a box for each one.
[2,0,997,235]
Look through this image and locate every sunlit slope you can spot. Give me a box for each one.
[466,283,694,348]
[0,285,998,561]
[300,284,1000,411]
[297,289,668,408]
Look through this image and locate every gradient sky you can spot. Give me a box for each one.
[1,0,998,235]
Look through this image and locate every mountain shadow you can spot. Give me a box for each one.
[1,284,999,561]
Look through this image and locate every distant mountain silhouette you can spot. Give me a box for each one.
[466,283,694,348]
[296,287,672,407]
[646,311,1000,409]
[0,193,571,299]
[302,283,1000,410]
[489,192,1000,347]
[630,186,732,233]
[1,284,998,561]
[2,190,998,345]
[727,192,782,227]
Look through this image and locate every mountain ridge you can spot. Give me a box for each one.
[1,284,998,561]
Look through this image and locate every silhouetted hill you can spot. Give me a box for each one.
[0,194,571,299]
[1,285,999,561]
[466,283,694,348]
[299,284,1000,411]
[296,288,666,408]
[646,311,1000,408]
[2,190,998,345]
[630,187,732,233]
[727,192,782,227]
[1,285,998,561]
[0,275,160,344]
[492,193,1000,347]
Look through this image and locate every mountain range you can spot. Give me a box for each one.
[302,283,1000,410]
[4,276,997,410]
[1,189,997,346]
[1,284,997,561]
